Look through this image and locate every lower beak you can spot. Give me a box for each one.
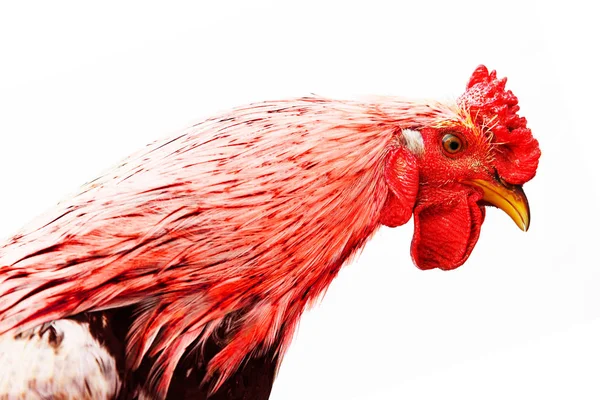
[466,178,531,231]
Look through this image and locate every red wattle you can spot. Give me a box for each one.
[410,193,485,270]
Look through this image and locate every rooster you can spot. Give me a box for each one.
[0,65,540,399]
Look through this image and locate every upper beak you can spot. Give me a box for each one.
[465,177,531,231]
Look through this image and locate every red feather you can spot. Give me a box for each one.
[0,97,453,397]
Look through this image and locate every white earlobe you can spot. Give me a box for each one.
[401,129,424,156]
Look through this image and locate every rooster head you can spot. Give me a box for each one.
[381,65,541,270]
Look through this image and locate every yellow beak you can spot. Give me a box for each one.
[466,178,531,231]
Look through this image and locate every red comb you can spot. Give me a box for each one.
[458,65,540,185]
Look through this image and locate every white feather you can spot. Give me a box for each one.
[401,129,424,156]
[0,320,121,399]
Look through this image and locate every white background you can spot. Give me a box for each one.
[0,1,598,399]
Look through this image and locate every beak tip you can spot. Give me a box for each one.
[523,216,530,232]
[510,199,530,232]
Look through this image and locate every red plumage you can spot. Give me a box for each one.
[0,66,540,399]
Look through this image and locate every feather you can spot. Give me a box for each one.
[0,97,454,397]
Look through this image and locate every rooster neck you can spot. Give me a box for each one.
[0,97,453,397]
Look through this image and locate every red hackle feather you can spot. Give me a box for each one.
[0,97,456,398]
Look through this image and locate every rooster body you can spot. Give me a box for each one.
[0,66,540,399]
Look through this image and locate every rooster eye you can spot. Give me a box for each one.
[442,133,463,154]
